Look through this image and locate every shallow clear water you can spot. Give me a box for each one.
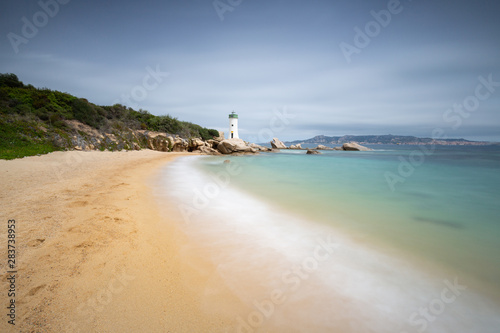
[156,145,500,332]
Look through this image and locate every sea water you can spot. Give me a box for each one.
[156,145,500,332]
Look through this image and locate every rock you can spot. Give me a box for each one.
[172,137,189,152]
[306,149,321,155]
[270,138,287,149]
[189,138,206,151]
[249,143,272,151]
[289,144,302,149]
[217,139,257,154]
[316,145,329,150]
[333,146,342,150]
[207,139,220,149]
[342,142,372,151]
[223,160,231,164]
[146,134,170,152]
[199,145,220,155]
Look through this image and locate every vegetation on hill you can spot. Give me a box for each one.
[0,73,219,159]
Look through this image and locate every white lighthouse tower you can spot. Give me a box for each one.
[228,111,239,139]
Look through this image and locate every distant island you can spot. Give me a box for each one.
[288,135,497,146]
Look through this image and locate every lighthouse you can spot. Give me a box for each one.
[228,111,239,139]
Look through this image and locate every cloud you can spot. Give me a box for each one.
[0,0,499,141]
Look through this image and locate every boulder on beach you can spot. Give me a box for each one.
[270,138,287,149]
[189,138,206,151]
[217,139,257,154]
[198,145,220,155]
[171,136,189,152]
[342,142,371,151]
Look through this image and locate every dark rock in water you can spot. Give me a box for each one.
[342,142,372,151]
[306,149,321,155]
[414,217,464,229]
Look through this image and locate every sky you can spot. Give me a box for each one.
[1,0,499,142]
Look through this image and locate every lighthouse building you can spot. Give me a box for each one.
[229,111,239,139]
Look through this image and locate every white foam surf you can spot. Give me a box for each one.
[154,156,500,333]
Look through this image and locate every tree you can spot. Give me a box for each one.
[0,73,24,88]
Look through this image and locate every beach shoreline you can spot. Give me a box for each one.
[157,153,500,332]
[0,150,241,332]
[2,149,500,332]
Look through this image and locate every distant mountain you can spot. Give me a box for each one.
[287,134,493,146]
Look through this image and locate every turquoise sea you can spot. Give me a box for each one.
[156,145,500,333]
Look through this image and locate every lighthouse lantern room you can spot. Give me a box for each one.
[228,111,239,139]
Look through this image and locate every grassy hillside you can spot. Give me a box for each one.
[0,73,219,159]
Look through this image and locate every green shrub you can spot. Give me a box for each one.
[15,104,31,115]
[208,129,219,137]
[71,98,102,128]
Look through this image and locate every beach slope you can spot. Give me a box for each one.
[0,150,236,332]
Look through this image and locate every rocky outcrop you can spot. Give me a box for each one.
[342,142,372,151]
[169,136,188,152]
[60,120,211,153]
[217,139,257,154]
[270,138,287,149]
[249,143,272,152]
[206,139,220,150]
[188,138,205,150]
[58,120,178,152]
[187,137,221,154]
[198,145,220,155]
[214,131,225,141]
[306,149,321,155]
[289,144,302,149]
[316,145,329,150]
[55,119,261,155]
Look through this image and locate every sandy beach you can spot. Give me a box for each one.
[0,150,243,333]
